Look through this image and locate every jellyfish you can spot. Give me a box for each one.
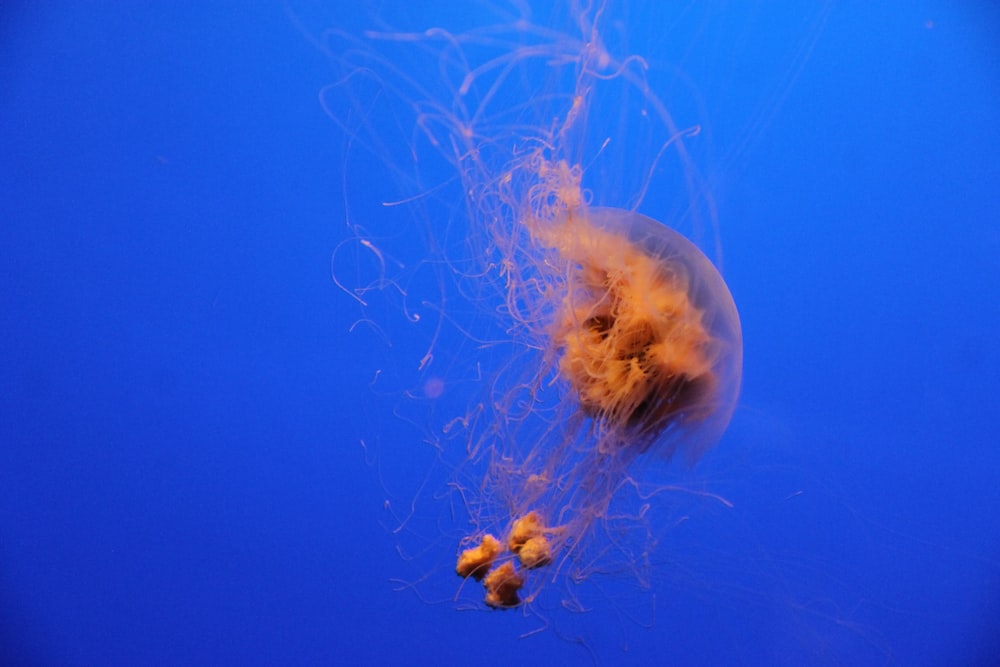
[325,1,742,612]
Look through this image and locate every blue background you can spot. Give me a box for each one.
[2,2,998,665]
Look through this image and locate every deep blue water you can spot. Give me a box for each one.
[2,2,998,665]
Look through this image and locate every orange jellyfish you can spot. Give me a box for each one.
[326,1,742,612]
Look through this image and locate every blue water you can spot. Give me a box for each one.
[2,2,998,665]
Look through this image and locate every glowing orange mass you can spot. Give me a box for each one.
[328,1,743,612]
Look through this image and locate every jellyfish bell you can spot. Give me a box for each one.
[552,206,743,463]
[519,198,743,461]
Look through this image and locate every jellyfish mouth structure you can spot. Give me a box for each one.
[456,512,554,609]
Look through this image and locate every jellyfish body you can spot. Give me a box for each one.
[555,207,742,460]
[457,205,742,608]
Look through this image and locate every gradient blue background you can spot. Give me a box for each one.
[2,2,998,665]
